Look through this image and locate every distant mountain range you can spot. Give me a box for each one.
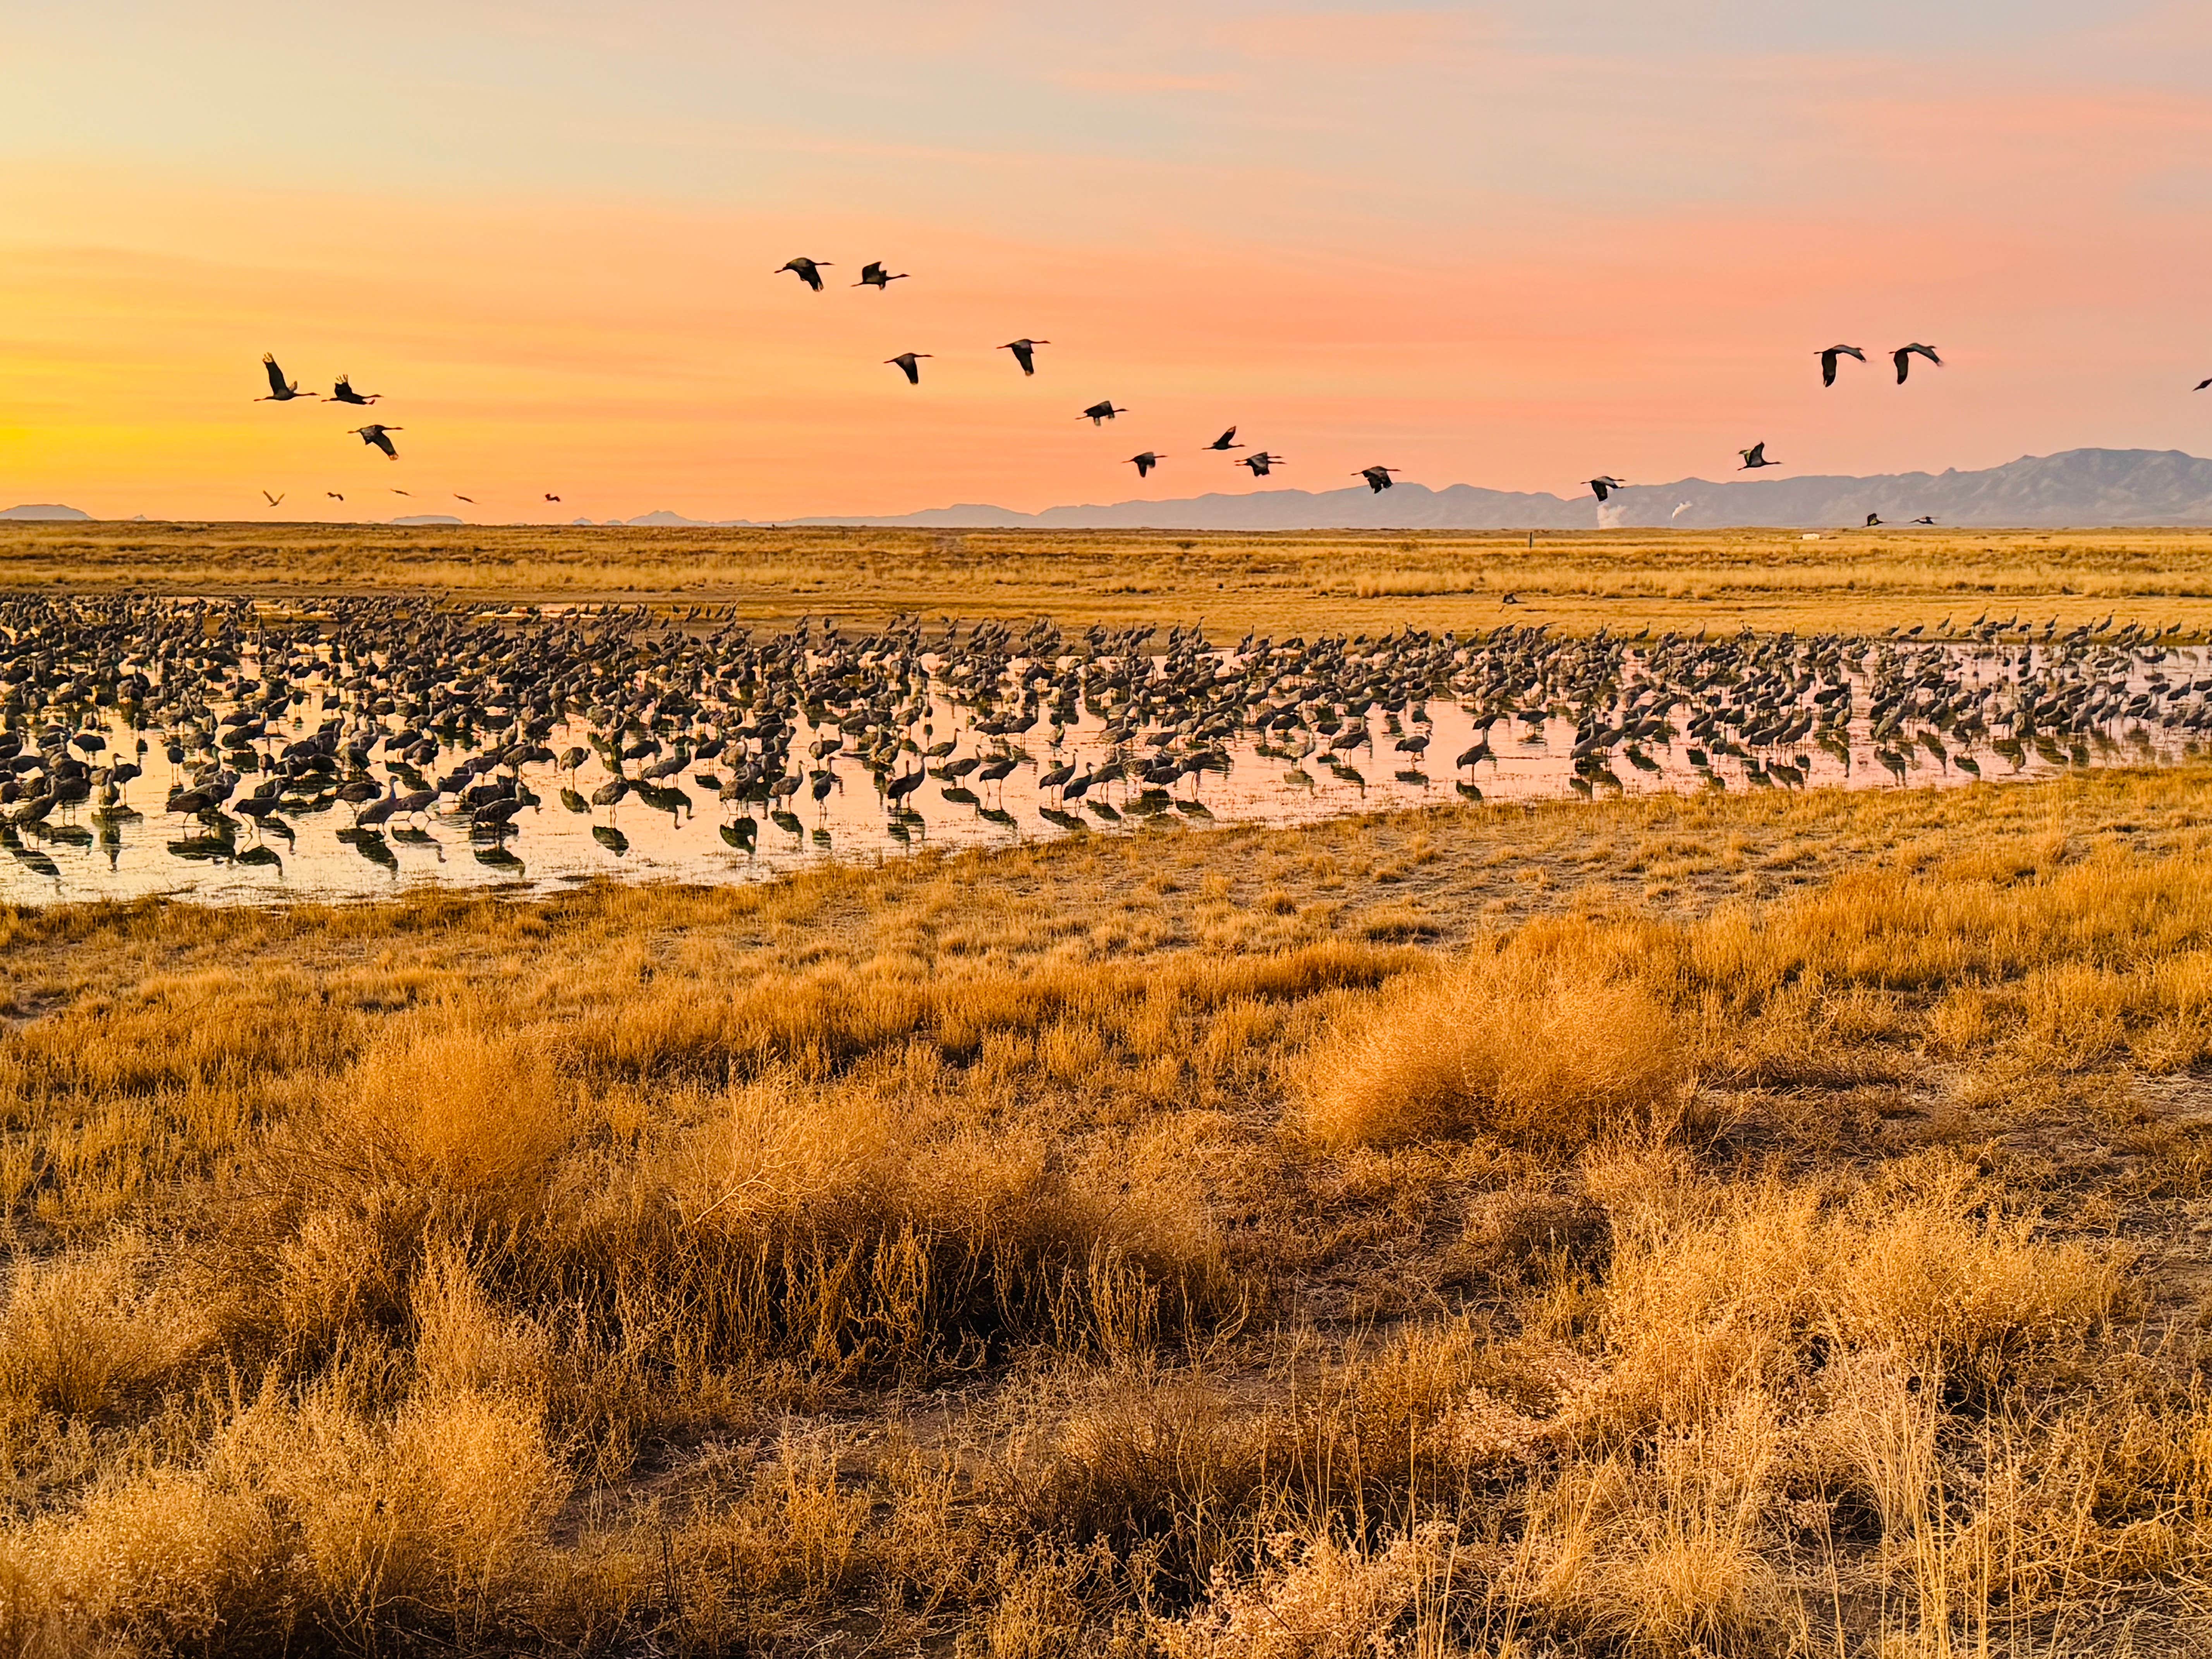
[0,504,91,521]
[15,448,2212,532]
[751,449,2212,531]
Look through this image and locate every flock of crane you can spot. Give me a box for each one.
[0,592,2200,896]
[247,253,1972,515]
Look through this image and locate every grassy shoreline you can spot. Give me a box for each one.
[0,764,2209,1652]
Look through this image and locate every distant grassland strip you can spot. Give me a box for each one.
[14,520,2212,636]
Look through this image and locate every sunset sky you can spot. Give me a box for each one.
[3,0,2209,522]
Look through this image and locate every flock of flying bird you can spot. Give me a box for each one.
[0,592,2201,888]
[252,252,1970,514]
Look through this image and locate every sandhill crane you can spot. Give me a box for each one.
[2197,378,2212,392]
[1001,339,1048,375]
[884,352,931,385]
[1080,400,1126,424]
[544,493,560,501]
[1893,343,1942,383]
[1865,513,1883,527]
[1818,345,1865,387]
[1738,443,1777,470]
[1355,466,1398,493]
[1128,452,1164,478]
[352,425,402,459]
[330,375,380,405]
[1239,452,1283,477]
[257,354,312,401]
[855,262,908,289]
[454,493,474,503]
[1204,427,1243,452]
[777,258,830,290]
[1589,476,1626,502]
[326,492,344,501]
[261,490,284,507]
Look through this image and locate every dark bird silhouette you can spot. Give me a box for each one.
[886,352,931,384]
[1893,343,1942,383]
[1001,339,1048,375]
[330,374,380,405]
[776,258,830,291]
[544,493,560,501]
[352,424,402,459]
[1865,513,1883,527]
[1589,476,1626,502]
[2196,378,2212,392]
[1912,515,1936,525]
[261,490,284,507]
[1204,428,1243,452]
[1080,400,1126,424]
[391,488,411,496]
[454,493,474,504]
[326,491,344,501]
[855,262,908,289]
[1128,452,1164,478]
[257,354,313,402]
[1355,466,1399,493]
[1818,345,1866,387]
[1738,443,1777,470]
[1239,452,1282,477]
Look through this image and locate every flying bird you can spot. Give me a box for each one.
[261,490,285,507]
[1893,343,1942,383]
[1738,443,1777,470]
[1818,345,1866,387]
[1589,476,1626,502]
[1204,428,1243,452]
[326,492,344,501]
[885,352,931,384]
[1127,452,1164,478]
[854,262,908,289]
[776,258,831,291]
[1865,513,1883,527]
[257,354,312,402]
[544,493,561,502]
[1671,501,1693,520]
[1239,452,1283,477]
[1080,400,1126,424]
[454,493,474,504]
[352,424,402,459]
[1001,339,1049,375]
[330,374,380,405]
[1356,466,1399,493]
[2196,378,2212,392]
[391,488,411,496]
[1912,515,1937,525]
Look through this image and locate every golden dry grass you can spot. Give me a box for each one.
[2,757,2212,1650]
[14,519,2212,636]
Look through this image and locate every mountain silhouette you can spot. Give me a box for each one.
[778,449,2212,531]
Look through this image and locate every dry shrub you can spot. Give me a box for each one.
[1016,1373,1270,1598]
[1154,1522,1462,1659]
[0,1236,215,1423]
[1304,938,1684,1151]
[668,1448,873,1646]
[332,1023,571,1207]
[15,1468,285,1656]
[10,1379,567,1652]
[1591,1162,2123,1431]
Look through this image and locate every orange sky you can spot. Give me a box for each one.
[3,2,2210,521]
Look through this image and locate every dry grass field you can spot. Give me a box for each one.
[0,761,2210,1654]
[3,529,2212,1654]
[14,519,2212,637]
